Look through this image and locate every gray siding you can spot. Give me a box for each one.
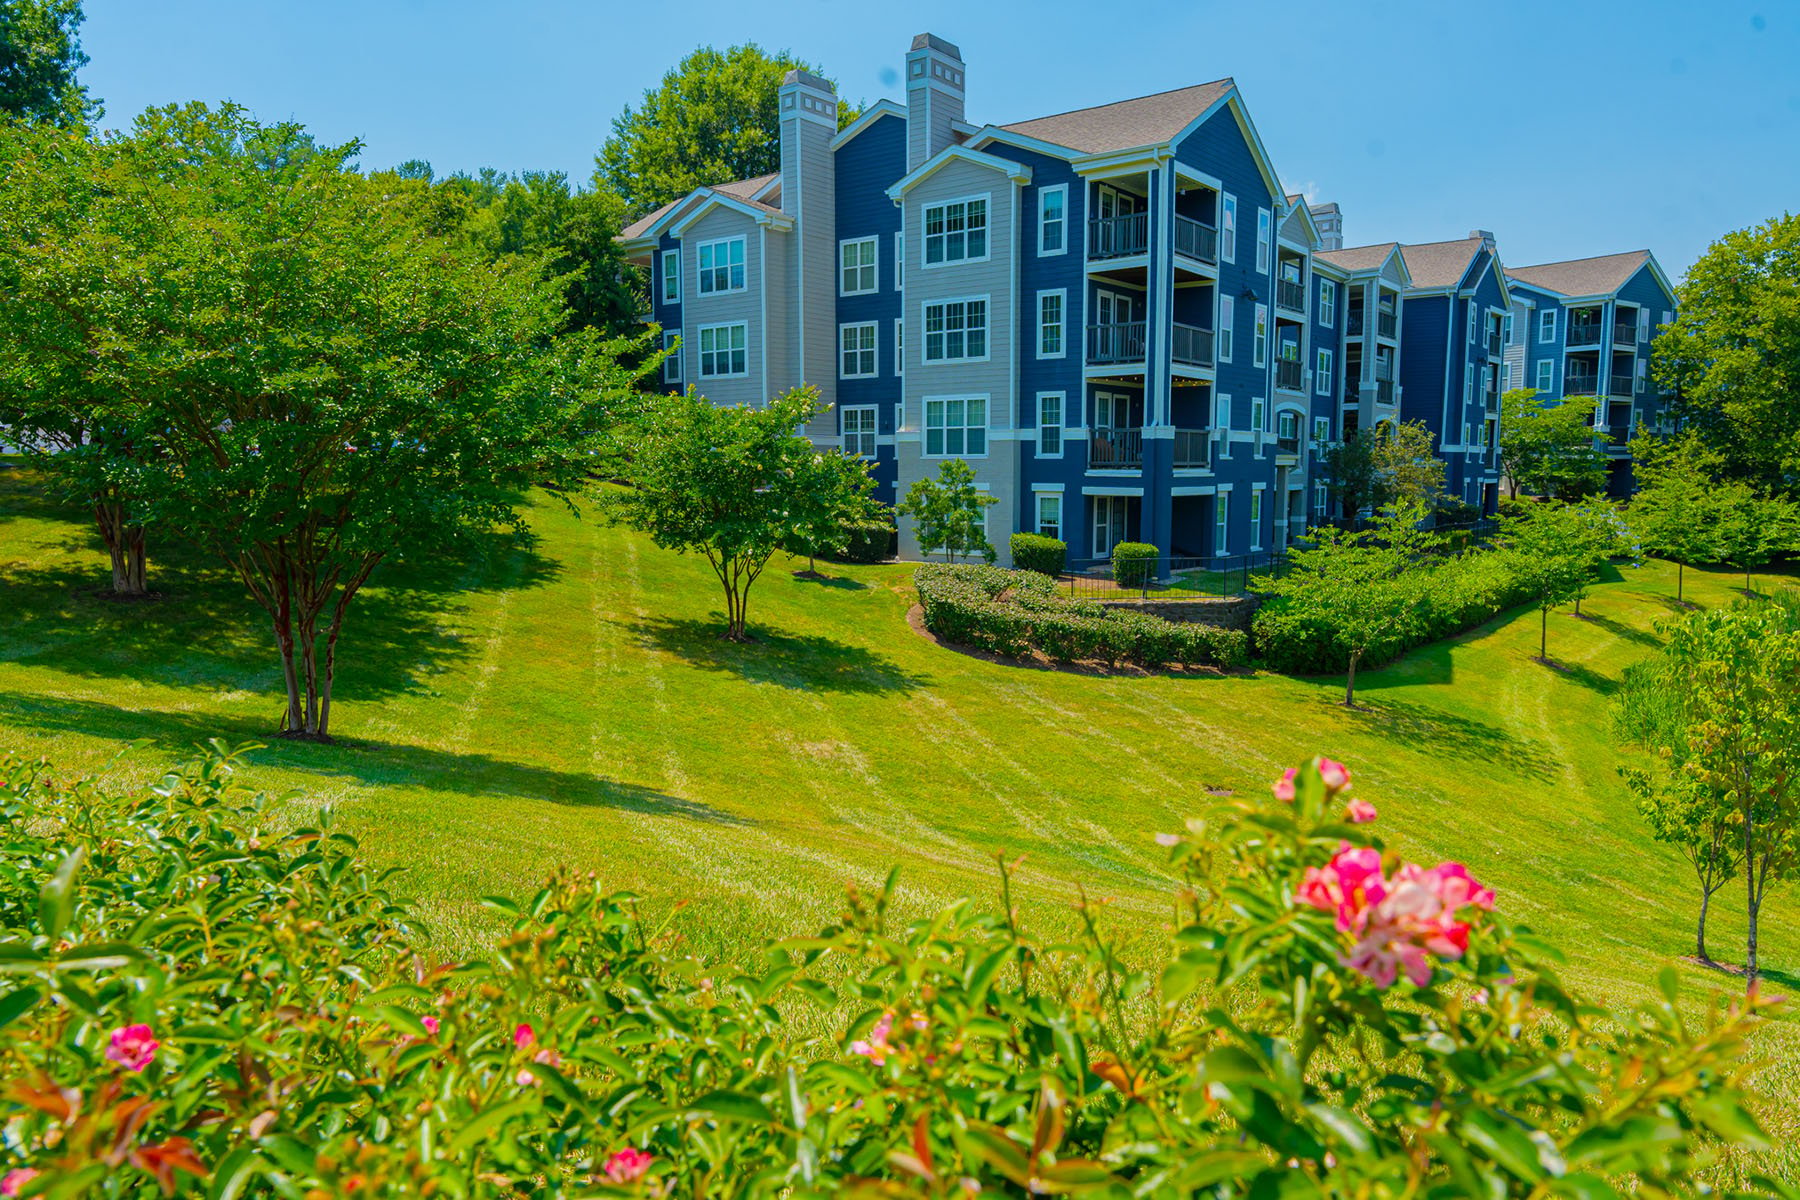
[682,207,766,409]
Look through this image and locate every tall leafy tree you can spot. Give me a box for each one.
[3,103,649,738]
[1325,422,1445,521]
[1498,389,1608,499]
[898,459,998,565]
[1712,484,1800,596]
[0,0,94,127]
[596,44,859,214]
[1629,430,1724,605]
[1656,213,1800,494]
[1499,500,1604,662]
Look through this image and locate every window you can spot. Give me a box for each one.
[1217,295,1235,362]
[1501,362,1512,389]
[1502,313,1514,345]
[661,330,681,384]
[1312,416,1330,451]
[894,319,904,377]
[841,406,877,458]
[923,297,988,362]
[1215,392,1232,436]
[1535,359,1554,392]
[1035,492,1062,540]
[697,322,747,377]
[1315,349,1333,396]
[1636,359,1647,392]
[839,322,877,378]
[1315,482,1328,513]
[1038,185,1067,255]
[1464,363,1474,405]
[840,237,878,295]
[923,395,988,456]
[660,250,680,304]
[1538,308,1556,344]
[1250,396,1267,436]
[1252,304,1268,367]
[922,196,988,265]
[1318,279,1336,326]
[1638,307,1650,341]
[1037,290,1066,358]
[895,231,904,291]
[697,237,746,294]
[1459,421,1470,450]
[1214,491,1230,555]
[1249,490,1264,550]
[1255,207,1271,273]
[1466,304,1477,344]
[1662,309,1673,328]
[1037,392,1064,457]
[1220,194,1238,263]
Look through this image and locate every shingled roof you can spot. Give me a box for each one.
[618,173,783,240]
[1398,237,1487,289]
[1505,250,1650,297]
[1314,242,1400,273]
[998,79,1234,154]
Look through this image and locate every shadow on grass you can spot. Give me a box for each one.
[788,571,871,591]
[627,615,926,694]
[0,692,750,826]
[1576,611,1661,649]
[1332,696,1561,782]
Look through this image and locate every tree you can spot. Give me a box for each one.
[1628,429,1723,605]
[1323,428,1380,522]
[1499,500,1604,662]
[595,44,859,214]
[1253,503,1433,706]
[781,444,882,577]
[1655,213,1800,494]
[1614,658,1742,964]
[0,0,94,127]
[2,103,646,739]
[898,459,997,565]
[1325,422,1445,521]
[603,387,868,641]
[1498,389,1608,499]
[1633,594,1800,986]
[1713,484,1800,596]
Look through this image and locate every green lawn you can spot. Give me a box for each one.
[2,459,1796,1171]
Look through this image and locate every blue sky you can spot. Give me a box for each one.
[83,0,1798,277]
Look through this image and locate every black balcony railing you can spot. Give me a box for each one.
[1276,279,1306,313]
[1090,426,1144,469]
[1174,216,1218,264]
[1087,320,1147,364]
[1374,361,1395,383]
[1377,379,1395,405]
[1485,388,1501,412]
[1565,372,1600,395]
[1347,309,1365,336]
[1603,421,1633,446]
[1088,212,1149,260]
[1567,323,1603,348]
[1486,331,1503,357]
[1377,309,1397,338]
[1613,323,1638,348]
[1173,429,1211,469]
[1172,322,1214,367]
[1276,359,1303,391]
[1609,373,1635,397]
[1277,434,1301,456]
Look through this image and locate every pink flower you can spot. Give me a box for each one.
[513,1023,535,1048]
[1154,832,1182,847]
[1271,767,1298,803]
[604,1147,654,1184]
[2,1169,39,1198]
[1318,758,1351,793]
[106,1024,159,1071]
[516,1047,562,1087]
[851,1013,895,1065]
[1297,849,1495,989]
[1345,799,1378,824]
[420,1016,440,1036]
[1296,845,1387,933]
[1423,862,1496,912]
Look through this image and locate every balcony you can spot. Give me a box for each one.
[1613,322,1637,348]
[1088,212,1148,260]
[1172,322,1214,368]
[1173,428,1211,469]
[1377,379,1395,405]
[1276,279,1306,314]
[1377,309,1397,338]
[1484,389,1501,413]
[1567,323,1603,349]
[1174,216,1218,264]
[1609,372,1635,397]
[1090,426,1143,469]
[1565,372,1599,396]
[1277,434,1301,457]
[1347,309,1365,336]
[1276,359,1303,391]
[1486,331,1503,358]
[1087,320,1147,365]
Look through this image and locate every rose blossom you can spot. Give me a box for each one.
[2,1169,39,1198]
[604,1147,653,1184]
[106,1024,159,1071]
[1345,798,1378,824]
[1271,768,1298,802]
[851,1013,894,1065]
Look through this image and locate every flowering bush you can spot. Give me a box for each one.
[0,744,1786,1196]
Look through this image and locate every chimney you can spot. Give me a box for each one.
[905,33,965,171]
[778,68,837,415]
[1313,201,1343,251]
[1469,228,1496,250]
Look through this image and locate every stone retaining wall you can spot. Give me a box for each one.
[1095,594,1261,631]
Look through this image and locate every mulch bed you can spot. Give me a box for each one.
[904,604,1238,679]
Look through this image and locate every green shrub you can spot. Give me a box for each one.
[833,518,897,564]
[1008,531,1067,577]
[0,747,1774,1196]
[1111,541,1159,589]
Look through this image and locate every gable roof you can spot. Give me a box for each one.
[618,173,784,242]
[1504,250,1652,298]
[996,79,1234,155]
[1314,242,1400,273]
[886,144,1030,199]
[1398,237,1487,290]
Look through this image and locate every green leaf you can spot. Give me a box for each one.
[446,1099,536,1154]
[206,1145,262,1200]
[51,942,146,971]
[685,1089,773,1124]
[0,985,43,1031]
[38,846,84,940]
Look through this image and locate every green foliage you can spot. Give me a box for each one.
[603,387,873,640]
[0,0,93,127]
[1655,213,1800,494]
[1109,541,1158,589]
[595,44,860,214]
[897,459,996,564]
[1499,389,1609,499]
[829,516,897,565]
[1630,431,1729,602]
[1008,532,1067,577]
[914,564,1247,669]
[0,745,1781,1196]
[1498,499,1623,656]
[1713,485,1800,592]
[1325,421,1446,517]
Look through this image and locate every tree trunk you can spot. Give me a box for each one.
[1676,560,1684,604]
[94,500,149,596]
[1343,650,1359,707]
[1540,605,1548,661]
[1747,891,1759,989]
[1696,885,1712,962]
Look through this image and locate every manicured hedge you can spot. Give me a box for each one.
[915,563,1247,669]
[1111,541,1159,588]
[1252,547,1539,674]
[1008,532,1067,577]
[831,518,897,564]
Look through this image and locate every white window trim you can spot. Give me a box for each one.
[1318,279,1336,327]
[1037,184,1068,257]
[1255,207,1272,274]
[920,192,992,269]
[1214,487,1231,556]
[1036,390,1065,459]
[1220,194,1237,265]
[1315,348,1333,397]
[840,404,879,459]
[660,249,681,304]
[695,235,747,296]
[1217,294,1235,363]
[661,329,682,384]
[1252,304,1268,368]
[921,294,992,365]
[895,231,904,292]
[696,321,749,379]
[922,393,991,459]
[1036,288,1067,360]
[1249,485,1265,552]
[839,321,879,379]
[1035,491,1063,539]
[838,236,879,297]
[1466,304,1477,345]
[894,318,904,378]
[1215,392,1232,438]
[1536,359,1555,392]
[1464,363,1474,406]
[1538,308,1557,344]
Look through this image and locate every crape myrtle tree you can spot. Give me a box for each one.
[898,458,998,565]
[602,386,875,641]
[5,103,652,739]
[1498,389,1609,499]
[781,440,882,577]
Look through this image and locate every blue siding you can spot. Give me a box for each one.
[1014,144,1090,532]
[833,113,908,501]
